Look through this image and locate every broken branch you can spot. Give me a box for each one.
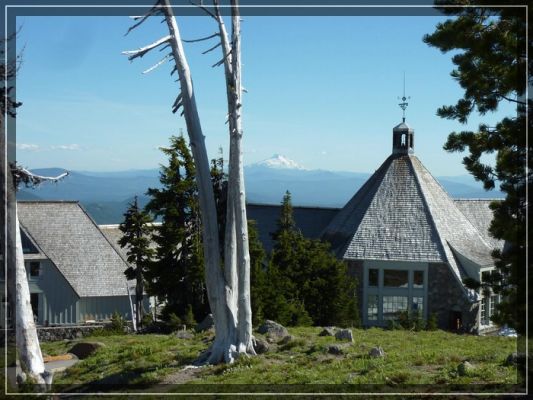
[182,32,220,43]
[142,54,172,74]
[122,35,172,61]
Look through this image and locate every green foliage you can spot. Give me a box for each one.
[167,313,183,332]
[427,313,439,331]
[42,328,518,387]
[248,219,267,326]
[141,313,153,328]
[119,195,154,328]
[424,1,531,334]
[108,311,127,334]
[263,191,360,327]
[144,135,209,323]
[183,304,196,329]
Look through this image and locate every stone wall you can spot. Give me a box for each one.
[428,262,478,333]
[37,325,105,342]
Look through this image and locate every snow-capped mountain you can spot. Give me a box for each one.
[251,154,306,170]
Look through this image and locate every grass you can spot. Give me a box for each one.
[35,326,520,394]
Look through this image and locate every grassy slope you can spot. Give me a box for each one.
[39,327,519,393]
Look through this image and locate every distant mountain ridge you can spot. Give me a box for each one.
[18,159,503,224]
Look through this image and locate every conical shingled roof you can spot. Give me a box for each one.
[322,153,495,294]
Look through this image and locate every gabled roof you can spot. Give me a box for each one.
[322,154,495,293]
[18,201,130,297]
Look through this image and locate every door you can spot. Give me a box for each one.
[30,293,39,323]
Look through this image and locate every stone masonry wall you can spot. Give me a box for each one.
[37,325,105,342]
[428,262,478,333]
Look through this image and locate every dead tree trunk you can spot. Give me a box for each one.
[123,0,254,363]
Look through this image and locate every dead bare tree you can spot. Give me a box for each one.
[123,0,253,363]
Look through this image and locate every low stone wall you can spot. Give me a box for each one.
[37,325,105,342]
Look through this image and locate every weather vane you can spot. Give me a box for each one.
[398,72,410,122]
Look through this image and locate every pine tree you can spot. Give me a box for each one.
[266,191,360,327]
[424,1,531,334]
[144,135,209,322]
[119,196,155,329]
[248,219,267,326]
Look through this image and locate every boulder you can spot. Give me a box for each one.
[335,329,354,342]
[279,335,294,345]
[175,330,194,339]
[319,327,336,337]
[68,342,105,360]
[457,361,474,376]
[195,314,214,333]
[257,320,289,338]
[253,338,270,354]
[505,352,526,366]
[327,344,344,355]
[369,346,385,358]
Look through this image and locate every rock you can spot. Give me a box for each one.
[369,346,385,358]
[279,335,294,345]
[16,371,27,385]
[319,327,336,337]
[175,330,194,339]
[457,361,474,376]
[335,329,353,342]
[195,314,214,333]
[68,342,105,360]
[253,338,269,354]
[505,352,526,366]
[257,320,289,338]
[75,331,83,339]
[328,344,344,355]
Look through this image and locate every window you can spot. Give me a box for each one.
[384,270,408,288]
[367,295,378,321]
[490,295,499,320]
[368,269,379,287]
[413,271,424,288]
[30,262,40,277]
[480,297,488,325]
[412,297,423,316]
[383,296,408,320]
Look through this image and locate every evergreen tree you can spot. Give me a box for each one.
[248,219,267,326]
[424,1,531,334]
[144,135,209,322]
[119,196,155,329]
[265,191,359,327]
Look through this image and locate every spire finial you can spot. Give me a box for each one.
[398,71,410,122]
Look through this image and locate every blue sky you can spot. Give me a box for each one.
[15,12,515,175]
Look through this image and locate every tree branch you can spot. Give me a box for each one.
[122,35,172,61]
[182,32,220,43]
[125,2,164,36]
[212,49,232,68]
[202,42,222,55]
[142,54,172,74]
[189,0,217,20]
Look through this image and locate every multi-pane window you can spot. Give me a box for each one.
[413,271,424,288]
[383,270,408,288]
[383,296,408,320]
[367,295,378,321]
[368,269,379,287]
[30,262,40,278]
[480,297,488,325]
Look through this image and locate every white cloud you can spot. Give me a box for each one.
[16,143,41,151]
[51,144,81,151]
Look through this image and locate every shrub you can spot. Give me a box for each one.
[109,311,127,334]
[427,313,438,331]
[183,305,196,329]
[141,313,153,328]
[167,313,183,332]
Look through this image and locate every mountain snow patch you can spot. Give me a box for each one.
[252,154,306,170]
